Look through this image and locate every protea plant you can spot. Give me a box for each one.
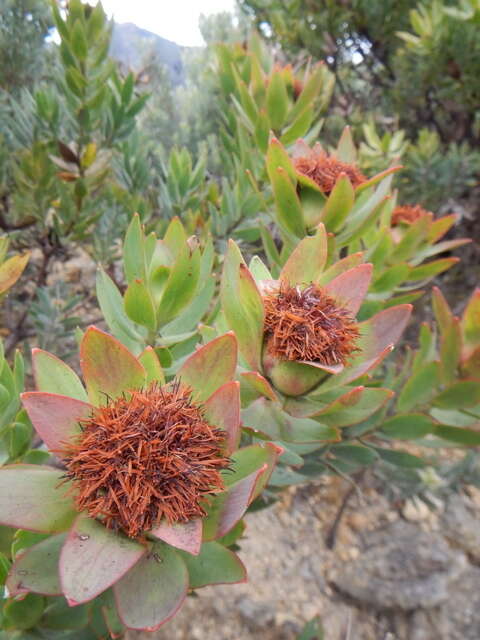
[266,127,401,238]
[222,226,412,400]
[346,195,472,316]
[0,328,279,634]
[221,229,413,479]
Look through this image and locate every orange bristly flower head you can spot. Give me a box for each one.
[293,152,366,194]
[263,283,361,366]
[61,381,230,539]
[391,204,432,226]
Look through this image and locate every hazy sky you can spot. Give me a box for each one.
[99,0,236,46]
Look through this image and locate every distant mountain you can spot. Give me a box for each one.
[110,22,186,86]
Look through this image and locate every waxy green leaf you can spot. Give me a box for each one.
[178,333,237,402]
[80,327,146,405]
[280,225,328,285]
[60,515,146,606]
[114,543,188,631]
[0,465,76,533]
[7,533,66,596]
[32,348,87,402]
[180,542,246,588]
[221,241,264,372]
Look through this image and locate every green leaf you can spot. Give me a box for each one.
[289,63,325,122]
[80,327,146,405]
[96,269,144,354]
[0,465,76,533]
[371,264,410,294]
[8,418,32,460]
[397,361,440,412]
[381,414,435,439]
[60,515,146,606]
[3,593,44,630]
[178,333,237,402]
[461,289,480,358]
[242,398,339,444]
[7,533,65,596]
[331,444,378,466]
[138,347,165,385]
[305,387,393,428]
[432,286,454,332]
[409,258,459,282]
[248,256,273,283]
[22,449,51,465]
[280,106,313,146]
[266,138,296,184]
[163,217,188,254]
[266,70,289,130]
[114,543,188,632]
[375,448,426,468]
[336,126,357,163]
[10,530,48,558]
[32,349,87,402]
[180,542,246,588]
[42,597,89,631]
[279,225,328,285]
[70,20,88,61]
[432,381,480,409]
[124,279,157,331]
[297,616,324,640]
[202,468,264,541]
[221,241,264,372]
[320,174,355,232]
[0,552,10,586]
[123,213,146,284]
[254,109,270,153]
[271,167,306,238]
[156,245,201,327]
[433,425,480,446]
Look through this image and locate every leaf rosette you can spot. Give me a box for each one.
[0,328,280,633]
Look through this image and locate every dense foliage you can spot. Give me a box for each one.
[0,0,478,637]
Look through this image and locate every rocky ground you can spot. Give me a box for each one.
[127,474,480,640]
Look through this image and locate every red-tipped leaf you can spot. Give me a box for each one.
[204,381,241,455]
[80,327,146,405]
[59,515,146,606]
[21,392,92,455]
[178,333,237,402]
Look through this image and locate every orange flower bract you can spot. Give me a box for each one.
[61,382,230,539]
[263,283,361,366]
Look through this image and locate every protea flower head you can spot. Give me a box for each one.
[391,203,432,226]
[292,144,366,194]
[387,201,470,270]
[222,227,412,398]
[61,381,230,539]
[266,128,402,237]
[262,282,360,366]
[0,328,279,632]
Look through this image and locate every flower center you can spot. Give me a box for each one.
[263,283,361,366]
[391,204,431,226]
[293,151,366,194]
[61,382,229,539]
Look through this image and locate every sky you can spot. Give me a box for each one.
[99,0,236,46]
